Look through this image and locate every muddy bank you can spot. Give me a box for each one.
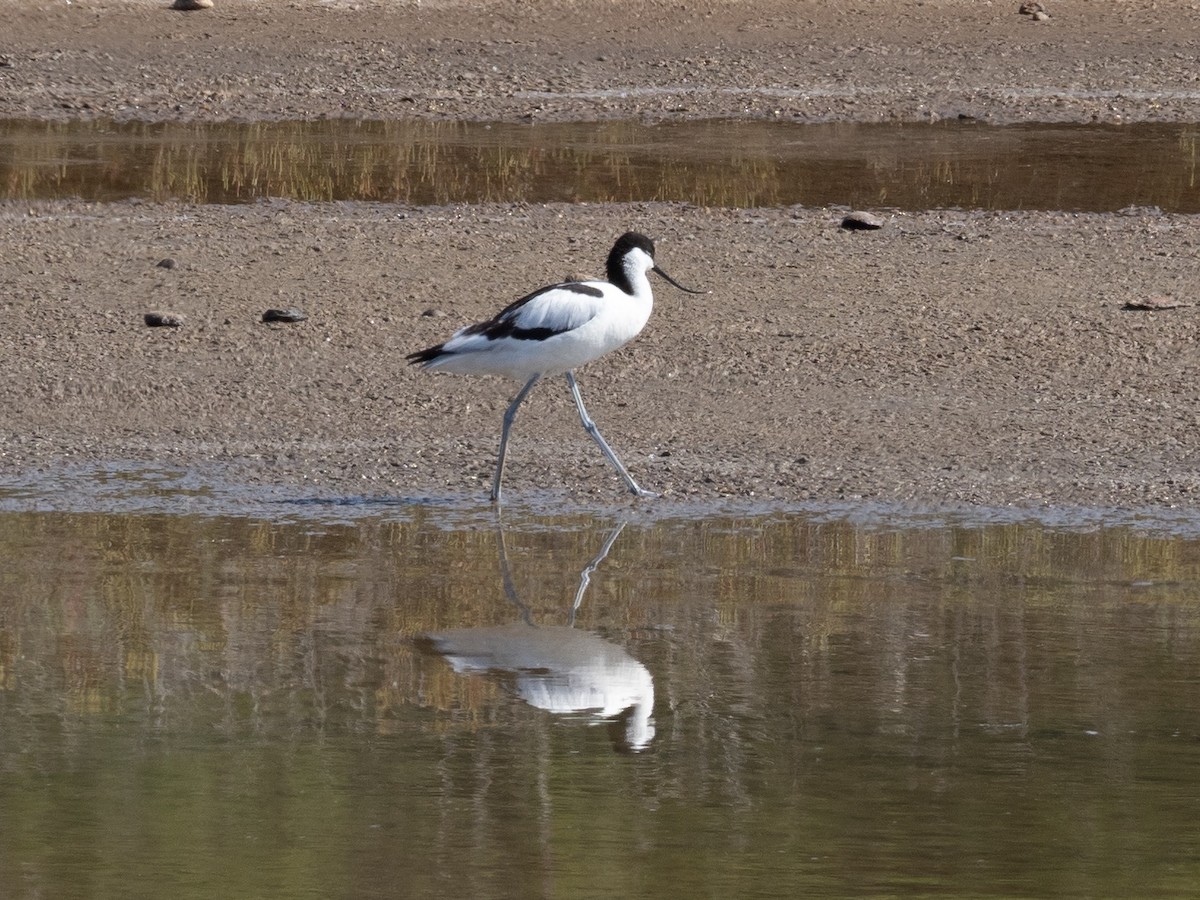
[4,0,1200,125]
[1,199,1197,509]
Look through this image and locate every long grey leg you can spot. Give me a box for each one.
[569,520,627,625]
[565,371,656,498]
[492,374,541,503]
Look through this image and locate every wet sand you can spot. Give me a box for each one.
[2,0,1199,511]
[6,0,1200,126]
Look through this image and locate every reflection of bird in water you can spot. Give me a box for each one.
[422,522,655,752]
[426,623,655,753]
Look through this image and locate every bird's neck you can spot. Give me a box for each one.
[613,263,652,301]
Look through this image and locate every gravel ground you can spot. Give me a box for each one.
[2,200,1198,510]
[2,0,1199,511]
[5,0,1200,125]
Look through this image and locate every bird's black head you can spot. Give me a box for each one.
[606,232,655,290]
[606,231,705,296]
[612,231,656,259]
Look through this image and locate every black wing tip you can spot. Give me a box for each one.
[406,344,445,366]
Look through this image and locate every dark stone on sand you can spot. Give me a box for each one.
[156,258,177,269]
[262,308,308,323]
[144,312,184,327]
[841,211,885,231]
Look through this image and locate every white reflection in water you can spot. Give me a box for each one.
[423,521,656,752]
[426,623,656,752]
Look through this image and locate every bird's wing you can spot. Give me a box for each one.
[463,282,606,341]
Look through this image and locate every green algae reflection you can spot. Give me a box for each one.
[1,118,1199,210]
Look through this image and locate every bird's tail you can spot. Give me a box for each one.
[406,344,446,367]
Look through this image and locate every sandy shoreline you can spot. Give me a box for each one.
[2,199,1198,511]
[2,0,1200,513]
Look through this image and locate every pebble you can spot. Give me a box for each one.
[262,308,308,323]
[156,257,177,269]
[171,0,214,9]
[421,308,447,318]
[144,312,184,327]
[840,211,885,231]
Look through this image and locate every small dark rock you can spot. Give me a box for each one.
[421,308,447,318]
[171,0,214,9]
[262,308,308,323]
[144,312,184,327]
[156,257,177,269]
[840,211,885,231]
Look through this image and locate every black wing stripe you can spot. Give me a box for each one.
[462,282,602,340]
[472,319,568,342]
[487,281,603,322]
[409,281,601,363]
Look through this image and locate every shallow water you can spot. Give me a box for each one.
[2,483,1199,898]
[2,118,1199,211]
